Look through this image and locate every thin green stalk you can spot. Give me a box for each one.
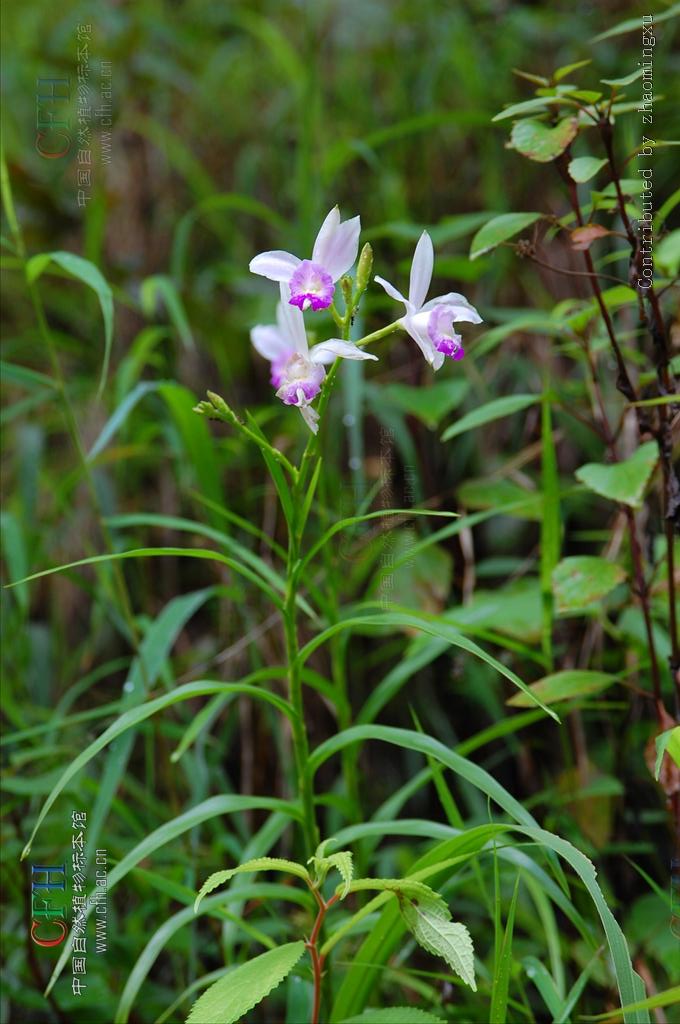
[283,551,319,858]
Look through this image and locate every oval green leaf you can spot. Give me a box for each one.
[470,212,543,260]
[575,442,658,508]
[509,117,580,163]
[552,556,626,612]
[568,156,608,183]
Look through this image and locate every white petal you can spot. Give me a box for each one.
[277,284,308,355]
[299,405,320,434]
[408,231,434,310]
[374,275,413,313]
[431,349,445,371]
[309,339,379,365]
[311,207,341,263]
[250,325,289,361]
[423,293,483,324]
[402,315,437,366]
[249,250,300,282]
[314,213,361,281]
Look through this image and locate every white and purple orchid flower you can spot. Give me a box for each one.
[249,206,361,313]
[375,231,482,370]
[251,285,377,434]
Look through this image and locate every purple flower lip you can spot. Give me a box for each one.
[427,304,465,360]
[275,354,325,406]
[288,260,335,312]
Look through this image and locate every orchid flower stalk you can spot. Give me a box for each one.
[197,207,483,860]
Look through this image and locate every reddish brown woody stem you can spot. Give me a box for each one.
[306,891,339,1024]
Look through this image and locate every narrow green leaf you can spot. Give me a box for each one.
[581,985,680,1021]
[442,393,538,442]
[26,250,114,396]
[7,546,284,610]
[21,681,298,859]
[88,380,167,460]
[140,273,193,347]
[299,611,558,718]
[195,859,310,913]
[491,97,560,122]
[300,509,455,575]
[186,941,306,1024]
[490,876,520,1022]
[601,69,645,87]
[554,59,592,82]
[522,956,563,1017]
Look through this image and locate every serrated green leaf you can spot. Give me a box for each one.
[568,156,608,183]
[195,859,310,912]
[186,941,305,1024]
[341,1010,446,1024]
[470,212,543,259]
[348,878,449,917]
[509,117,580,163]
[326,852,354,898]
[26,250,114,397]
[442,393,538,441]
[507,670,618,707]
[399,900,476,991]
[575,442,658,508]
[552,556,626,612]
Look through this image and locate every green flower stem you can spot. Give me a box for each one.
[356,318,403,349]
[283,551,319,858]
[284,304,380,852]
